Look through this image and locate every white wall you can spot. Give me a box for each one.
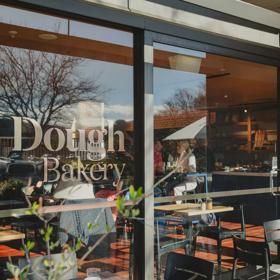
[85,0,280,48]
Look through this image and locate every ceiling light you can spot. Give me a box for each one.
[244,109,248,113]
[224,94,228,98]
[38,33,58,40]
[8,30,18,38]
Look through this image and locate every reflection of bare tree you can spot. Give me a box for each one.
[0,46,104,128]
[163,85,206,114]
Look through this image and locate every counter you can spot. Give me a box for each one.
[213,171,277,177]
[212,171,279,225]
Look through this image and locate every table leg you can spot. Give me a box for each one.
[183,220,195,256]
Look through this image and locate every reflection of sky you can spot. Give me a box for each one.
[59,59,133,128]
[0,46,133,125]
[154,67,206,112]
[70,21,133,47]
[0,4,134,125]
[80,59,133,121]
[0,5,68,33]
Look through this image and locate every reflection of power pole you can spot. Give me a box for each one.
[71,118,78,158]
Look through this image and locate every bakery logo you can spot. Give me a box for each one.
[11,116,126,183]
[12,116,125,155]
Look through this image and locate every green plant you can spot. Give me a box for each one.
[7,185,143,280]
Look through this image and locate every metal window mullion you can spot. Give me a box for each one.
[143,33,154,280]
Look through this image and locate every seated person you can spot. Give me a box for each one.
[95,179,123,221]
[174,140,197,204]
[154,140,164,176]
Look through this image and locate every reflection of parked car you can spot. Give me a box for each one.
[8,151,23,160]
[0,152,44,181]
[7,159,44,179]
[0,158,9,180]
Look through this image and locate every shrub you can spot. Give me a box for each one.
[0,179,26,200]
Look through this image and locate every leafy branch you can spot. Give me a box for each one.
[7,185,143,280]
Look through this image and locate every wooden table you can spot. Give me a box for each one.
[174,205,234,217]
[0,228,25,242]
[154,203,200,212]
[72,271,127,279]
[154,203,234,217]
[154,203,234,255]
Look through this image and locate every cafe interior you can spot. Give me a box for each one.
[0,3,279,280]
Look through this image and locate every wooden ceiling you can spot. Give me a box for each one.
[204,54,277,108]
[0,22,133,65]
[154,49,277,108]
[0,21,277,110]
[242,0,280,13]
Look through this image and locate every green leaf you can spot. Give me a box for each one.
[136,187,143,198]
[105,224,111,233]
[116,196,125,214]
[87,222,93,231]
[132,208,140,217]
[75,239,82,251]
[19,265,29,280]
[31,202,40,213]
[50,240,60,251]
[129,185,136,200]
[43,258,51,268]
[6,262,20,278]
[26,240,35,251]
[25,210,33,215]
[43,225,53,242]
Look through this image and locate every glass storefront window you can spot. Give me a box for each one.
[153,43,207,197]
[0,5,133,279]
[153,42,277,276]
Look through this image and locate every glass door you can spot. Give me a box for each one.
[150,35,278,278]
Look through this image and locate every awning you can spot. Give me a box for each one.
[164,116,206,140]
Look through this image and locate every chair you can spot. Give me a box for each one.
[11,215,44,241]
[164,252,215,280]
[264,219,280,264]
[155,216,194,280]
[232,236,271,280]
[193,204,245,270]
[181,173,208,204]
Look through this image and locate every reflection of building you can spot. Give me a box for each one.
[153,111,206,140]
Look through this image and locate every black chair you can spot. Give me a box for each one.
[155,216,193,280]
[11,215,44,240]
[232,236,272,280]
[264,219,280,264]
[164,252,215,280]
[194,204,246,271]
